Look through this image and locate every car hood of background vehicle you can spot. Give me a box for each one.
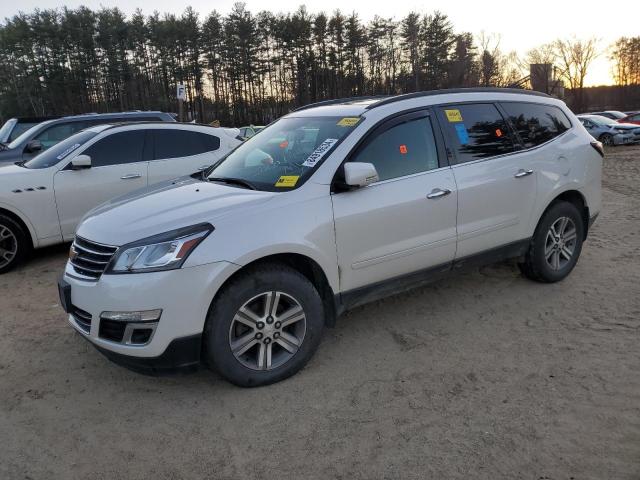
[0,148,22,163]
[77,177,277,246]
[614,123,640,131]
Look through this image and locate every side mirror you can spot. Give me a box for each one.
[344,162,379,188]
[25,140,42,154]
[71,154,92,170]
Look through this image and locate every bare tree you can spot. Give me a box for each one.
[553,37,598,111]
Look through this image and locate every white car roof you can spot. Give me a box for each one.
[286,88,562,119]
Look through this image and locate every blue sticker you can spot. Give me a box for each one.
[454,123,469,145]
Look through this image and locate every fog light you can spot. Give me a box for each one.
[100,309,162,322]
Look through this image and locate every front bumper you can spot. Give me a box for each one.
[61,260,240,368]
[613,133,635,145]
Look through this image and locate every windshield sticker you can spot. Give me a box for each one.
[399,144,408,155]
[56,143,82,160]
[302,138,339,167]
[445,109,463,122]
[454,123,469,145]
[337,117,360,127]
[495,128,503,137]
[279,140,289,148]
[275,175,299,188]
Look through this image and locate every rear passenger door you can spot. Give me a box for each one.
[147,129,222,184]
[437,103,537,259]
[54,130,149,239]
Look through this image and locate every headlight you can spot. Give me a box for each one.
[108,223,213,273]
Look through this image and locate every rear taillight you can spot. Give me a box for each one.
[590,140,604,158]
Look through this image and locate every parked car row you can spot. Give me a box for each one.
[0,111,176,166]
[39,88,601,387]
[577,114,640,146]
[581,110,640,125]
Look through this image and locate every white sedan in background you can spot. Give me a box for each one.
[0,123,241,272]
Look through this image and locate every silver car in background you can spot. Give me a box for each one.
[577,114,640,146]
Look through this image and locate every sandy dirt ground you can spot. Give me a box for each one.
[1,146,639,480]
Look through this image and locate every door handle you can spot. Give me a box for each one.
[426,188,452,199]
[120,173,142,180]
[514,169,534,178]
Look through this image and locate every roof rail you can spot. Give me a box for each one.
[365,87,551,110]
[293,95,389,112]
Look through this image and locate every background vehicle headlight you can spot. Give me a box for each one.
[108,224,213,273]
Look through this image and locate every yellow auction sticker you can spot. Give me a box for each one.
[445,109,463,122]
[337,117,360,127]
[275,175,299,187]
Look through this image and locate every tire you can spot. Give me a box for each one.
[519,201,584,283]
[203,263,325,387]
[599,133,614,146]
[0,214,29,274]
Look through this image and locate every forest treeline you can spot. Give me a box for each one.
[0,4,637,125]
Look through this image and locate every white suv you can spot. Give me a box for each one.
[0,122,241,272]
[58,89,602,387]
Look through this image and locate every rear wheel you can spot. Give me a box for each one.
[204,263,325,387]
[0,215,29,274]
[519,201,584,283]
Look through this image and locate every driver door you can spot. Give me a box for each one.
[332,111,458,293]
[54,130,149,240]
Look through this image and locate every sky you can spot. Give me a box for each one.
[1,0,638,86]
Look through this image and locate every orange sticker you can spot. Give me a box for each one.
[399,144,408,154]
[495,129,503,137]
[279,140,289,148]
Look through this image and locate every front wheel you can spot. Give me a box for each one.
[599,133,614,146]
[519,201,584,283]
[203,263,325,387]
[0,215,29,274]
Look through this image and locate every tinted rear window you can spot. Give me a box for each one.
[438,103,516,164]
[501,102,571,148]
[153,130,220,160]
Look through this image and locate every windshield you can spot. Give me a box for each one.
[0,119,17,143]
[24,130,99,169]
[207,116,361,191]
[7,122,50,149]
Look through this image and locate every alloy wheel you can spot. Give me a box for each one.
[544,216,577,271]
[228,291,306,371]
[0,225,18,269]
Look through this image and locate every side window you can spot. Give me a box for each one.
[501,102,571,149]
[153,130,220,160]
[350,116,439,182]
[34,122,87,150]
[438,103,516,164]
[631,114,640,122]
[82,130,146,167]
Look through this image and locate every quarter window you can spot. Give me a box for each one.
[501,102,571,148]
[153,130,220,159]
[82,130,146,167]
[438,104,516,164]
[350,116,439,181]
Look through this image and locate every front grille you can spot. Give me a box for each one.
[71,305,92,333]
[70,237,118,280]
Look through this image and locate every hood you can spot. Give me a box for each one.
[77,177,277,246]
[0,147,22,163]
[613,123,640,130]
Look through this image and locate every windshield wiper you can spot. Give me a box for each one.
[208,177,257,190]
